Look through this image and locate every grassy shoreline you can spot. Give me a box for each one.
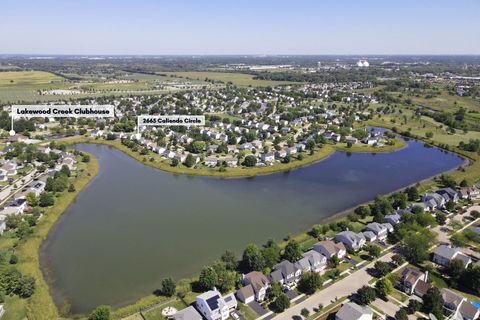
[55,136,406,178]
[32,131,478,319]
[13,155,99,320]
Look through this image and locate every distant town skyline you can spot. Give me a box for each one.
[1,0,479,55]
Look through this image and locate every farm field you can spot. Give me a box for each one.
[161,71,299,87]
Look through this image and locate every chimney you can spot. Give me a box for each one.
[424,271,428,282]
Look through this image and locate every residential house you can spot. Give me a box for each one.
[384,214,401,225]
[27,181,46,197]
[313,240,346,259]
[336,302,373,320]
[174,153,187,163]
[196,288,237,320]
[459,187,480,200]
[239,271,270,302]
[399,267,430,297]
[334,231,366,251]
[362,231,377,242]
[275,150,287,159]
[205,157,218,167]
[441,289,467,318]
[270,260,302,289]
[261,152,275,163]
[422,193,446,210]
[5,198,28,214]
[345,136,358,145]
[436,188,459,203]
[459,300,480,320]
[364,222,388,240]
[302,250,327,272]
[224,157,238,167]
[1,161,17,176]
[235,285,254,304]
[172,306,202,320]
[433,245,471,268]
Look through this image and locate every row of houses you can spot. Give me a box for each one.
[334,222,394,251]
[399,267,479,320]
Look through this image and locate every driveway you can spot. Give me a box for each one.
[371,298,416,320]
[272,252,395,320]
[247,301,268,317]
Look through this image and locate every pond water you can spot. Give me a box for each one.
[40,140,464,313]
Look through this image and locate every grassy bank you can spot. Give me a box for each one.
[10,156,99,320]
[55,136,406,178]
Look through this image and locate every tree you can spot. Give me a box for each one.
[189,141,206,153]
[459,179,469,187]
[25,193,38,207]
[395,309,408,320]
[184,154,195,168]
[422,287,444,320]
[407,299,422,314]
[439,174,456,188]
[354,205,371,219]
[82,154,91,163]
[446,258,464,283]
[406,186,419,201]
[270,281,282,299]
[402,231,435,264]
[391,254,405,266]
[327,255,340,268]
[298,272,323,295]
[160,278,176,297]
[89,305,111,320]
[262,240,281,269]
[171,158,179,167]
[16,276,35,298]
[365,244,381,258]
[211,261,237,293]
[39,192,54,207]
[459,265,480,293]
[283,240,302,262]
[242,244,265,272]
[356,285,376,305]
[436,212,447,225]
[221,250,238,271]
[274,293,290,312]
[198,266,218,290]
[68,183,76,192]
[243,155,257,167]
[375,278,393,298]
[374,261,392,277]
[301,308,310,318]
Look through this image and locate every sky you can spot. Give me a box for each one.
[1,0,479,55]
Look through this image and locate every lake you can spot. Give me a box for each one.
[40,140,464,313]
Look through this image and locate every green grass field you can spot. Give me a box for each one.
[161,71,299,87]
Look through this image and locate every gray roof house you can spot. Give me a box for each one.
[302,250,327,273]
[441,288,467,318]
[334,231,366,251]
[270,260,301,288]
[384,214,401,225]
[295,256,312,273]
[336,302,373,320]
[436,188,459,202]
[422,193,446,210]
[433,245,471,268]
[173,306,203,320]
[362,231,377,242]
[364,222,388,240]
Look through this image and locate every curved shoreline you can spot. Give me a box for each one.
[56,136,407,178]
[36,134,473,318]
[16,154,99,319]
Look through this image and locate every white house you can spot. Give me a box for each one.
[196,288,237,320]
[313,240,346,259]
[335,231,366,251]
